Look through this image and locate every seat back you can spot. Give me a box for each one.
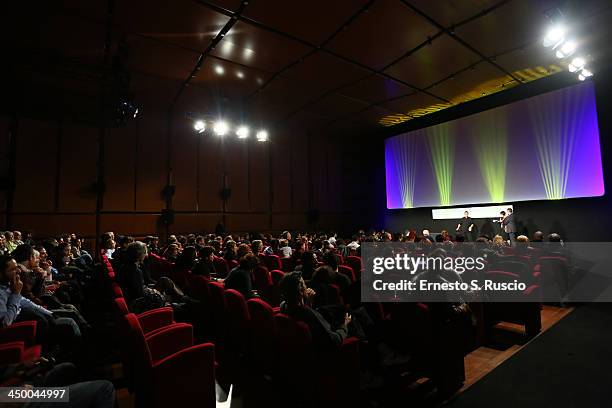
[494,260,532,282]
[247,298,277,372]
[280,257,293,272]
[338,265,356,282]
[114,297,130,316]
[224,289,251,351]
[253,265,272,293]
[345,256,362,280]
[274,314,313,380]
[264,254,282,271]
[213,258,230,277]
[208,282,227,341]
[537,256,569,300]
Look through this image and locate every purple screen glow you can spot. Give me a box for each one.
[385,81,605,209]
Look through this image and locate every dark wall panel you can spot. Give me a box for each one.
[171,118,198,211]
[291,134,309,211]
[225,141,249,212]
[311,136,329,211]
[249,142,270,212]
[327,142,343,211]
[271,136,291,211]
[100,214,160,237]
[104,123,137,211]
[135,112,166,212]
[13,119,58,212]
[58,124,97,212]
[12,214,96,237]
[198,136,224,211]
[226,213,269,232]
[170,214,219,234]
[0,116,9,219]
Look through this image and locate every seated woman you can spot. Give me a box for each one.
[279,272,351,352]
[224,253,258,299]
[193,246,216,278]
[118,242,163,313]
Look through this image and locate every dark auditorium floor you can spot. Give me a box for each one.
[447,303,612,408]
[109,305,573,408]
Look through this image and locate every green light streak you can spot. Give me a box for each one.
[473,107,508,202]
[426,123,453,206]
[529,90,580,199]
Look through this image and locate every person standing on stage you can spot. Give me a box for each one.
[456,211,475,241]
[502,207,516,245]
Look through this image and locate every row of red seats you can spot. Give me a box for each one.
[102,255,217,408]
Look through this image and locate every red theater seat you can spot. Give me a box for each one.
[122,313,215,408]
[0,321,41,364]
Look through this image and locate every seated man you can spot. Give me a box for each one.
[224,253,258,299]
[280,272,350,352]
[0,254,81,348]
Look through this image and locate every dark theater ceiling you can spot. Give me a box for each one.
[4,0,612,134]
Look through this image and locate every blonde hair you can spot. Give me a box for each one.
[492,235,506,246]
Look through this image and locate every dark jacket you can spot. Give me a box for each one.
[224,267,255,299]
[118,262,145,303]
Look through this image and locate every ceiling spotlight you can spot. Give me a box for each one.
[543,25,565,48]
[568,57,586,72]
[555,40,576,59]
[214,65,225,75]
[236,71,244,79]
[194,120,206,133]
[236,126,249,139]
[578,69,593,81]
[213,121,229,136]
[256,130,268,142]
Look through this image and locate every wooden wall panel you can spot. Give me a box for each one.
[311,136,329,211]
[171,118,198,211]
[169,214,218,234]
[58,124,97,212]
[327,142,343,211]
[291,135,309,211]
[135,112,166,212]
[100,214,160,236]
[226,213,269,232]
[13,119,58,212]
[0,116,9,218]
[12,214,96,237]
[104,123,137,211]
[224,141,249,212]
[198,136,223,211]
[271,213,307,231]
[271,136,291,211]
[249,141,270,212]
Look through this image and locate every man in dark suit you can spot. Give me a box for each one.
[456,211,475,242]
[502,207,517,245]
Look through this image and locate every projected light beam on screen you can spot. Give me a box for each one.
[473,107,508,203]
[385,82,604,209]
[529,87,585,199]
[385,135,418,207]
[427,122,453,206]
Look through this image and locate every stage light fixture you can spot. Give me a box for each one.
[256,130,268,142]
[194,120,206,133]
[568,57,586,72]
[214,65,225,75]
[578,69,593,81]
[236,126,249,139]
[213,121,229,136]
[543,25,565,48]
[555,40,576,59]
